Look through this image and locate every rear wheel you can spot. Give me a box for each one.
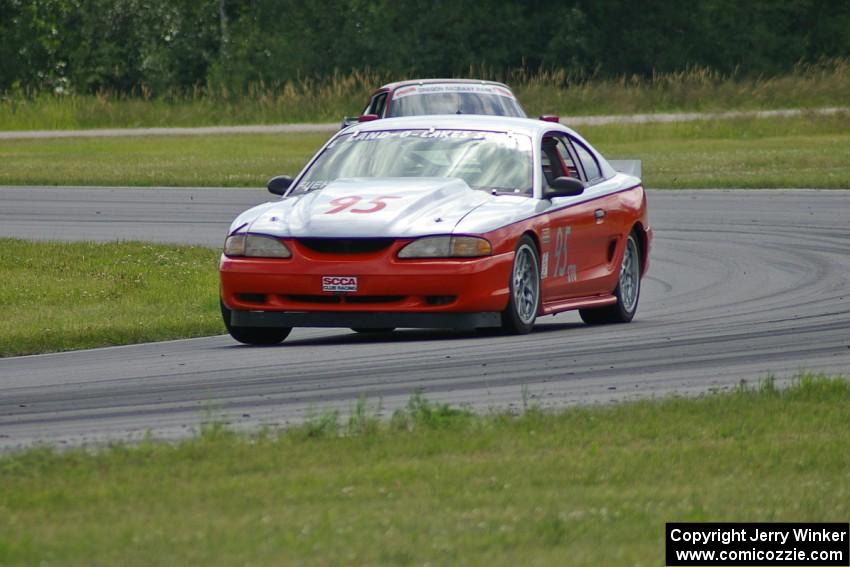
[351,328,395,334]
[579,233,641,325]
[220,301,291,345]
[500,236,541,334]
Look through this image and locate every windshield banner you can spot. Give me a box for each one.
[392,84,516,100]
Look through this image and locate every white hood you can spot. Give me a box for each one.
[231,178,495,238]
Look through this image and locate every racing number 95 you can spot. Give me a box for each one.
[552,226,570,277]
[325,195,401,214]
[552,226,577,282]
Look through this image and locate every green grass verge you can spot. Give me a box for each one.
[1,114,848,188]
[1,376,847,566]
[585,112,850,189]
[0,132,328,188]
[2,62,850,130]
[0,239,222,357]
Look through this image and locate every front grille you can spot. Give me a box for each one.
[284,295,404,304]
[286,295,341,304]
[345,295,405,304]
[296,238,394,254]
[425,295,456,306]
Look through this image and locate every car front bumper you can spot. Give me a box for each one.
[219,248,514,328]
[227,309,502,329]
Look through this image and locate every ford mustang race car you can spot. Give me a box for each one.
[341,79,526,128]
[220,115,651,345]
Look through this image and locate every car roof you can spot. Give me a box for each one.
[344,114,578,139]
[379,78,514,92]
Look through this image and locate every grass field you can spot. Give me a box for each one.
[0,375,847,566]
[2,62,849,130]
[585,112,850,189]
[0,239,222,357]
[1,113,849,188]
[0,132,328,188]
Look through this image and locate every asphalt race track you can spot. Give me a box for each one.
[1,187,849,449]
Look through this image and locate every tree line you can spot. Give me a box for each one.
[2,0,849,95]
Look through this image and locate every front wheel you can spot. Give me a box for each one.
[579,233,641,325]
[500,236,541,334]
[220,301,291,345]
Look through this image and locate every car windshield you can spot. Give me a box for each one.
[291,129,533,195]
[387,84,525,118]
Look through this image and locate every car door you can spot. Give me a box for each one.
[539,133,613,301]
[566,135,630,295]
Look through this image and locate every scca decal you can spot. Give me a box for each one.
[323,277,356,285]
[322,276,358,292]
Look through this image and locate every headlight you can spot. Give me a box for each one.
[398,236,492,258]
[224,234,291,258]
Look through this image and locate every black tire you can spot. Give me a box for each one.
[500,235,541,334]
[220,301,291,345]
[351,327,395,334]
[579,232,641,325]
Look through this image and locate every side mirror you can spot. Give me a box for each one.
[539,115,561,123]
[267,175,293,196]
[547,176,584,198]
[358,114,379,123]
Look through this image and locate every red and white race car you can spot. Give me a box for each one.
[341,79,526,128]
[220,115,651,345]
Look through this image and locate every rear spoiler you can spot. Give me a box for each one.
[609,159,641,178]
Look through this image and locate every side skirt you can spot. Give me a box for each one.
[540,294,617,316]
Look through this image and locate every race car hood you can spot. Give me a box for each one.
[231,177,496,238]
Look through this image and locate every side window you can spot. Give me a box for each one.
[571,140,602,182]
[541,134,579,189]
[368,92,388,117]
[554,138,579,177]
